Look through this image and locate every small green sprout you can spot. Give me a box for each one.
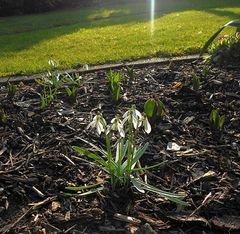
[126,66,134,80]
[41,87,57,111]
[65,86,78,104]
[209,109,225,131]
[144,98,165,124]
[192,74,201,91]
[0,110,7,126]
[107,70,122,102]
[7,82,17,99]
[202,66,209,79]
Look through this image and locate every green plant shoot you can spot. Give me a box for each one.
[0,110,8,126]
[41,87,57,111]
[192,74,200,91]
[107,70,122,102]
[210,109,225,131]
[7,82,17,99]
[126,66,134,80]
[65,86,78,104]
[144,98,165,123]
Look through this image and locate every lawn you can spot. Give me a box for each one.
[0,0,240,77]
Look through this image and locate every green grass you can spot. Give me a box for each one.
[0,0,240,77]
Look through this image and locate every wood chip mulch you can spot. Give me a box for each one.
[0,60,239,233]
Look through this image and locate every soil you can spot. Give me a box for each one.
[0,60,239,234]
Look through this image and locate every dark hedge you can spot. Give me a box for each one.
[0,0,92,16]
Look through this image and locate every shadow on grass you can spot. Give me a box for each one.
[206,9,240,20]
[0,0,240,54]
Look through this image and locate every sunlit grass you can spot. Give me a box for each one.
[0,0,240,77]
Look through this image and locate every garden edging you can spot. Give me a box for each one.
[0,54,200,84]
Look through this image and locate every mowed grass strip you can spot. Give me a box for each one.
[0,0,240,77]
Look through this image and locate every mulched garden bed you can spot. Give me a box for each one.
[0,60,239,233]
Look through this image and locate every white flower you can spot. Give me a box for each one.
[123,105,142,129]
[48,60,58,68]
[142,114,151,134]
[87,113,106,135]
[110,115,125,138]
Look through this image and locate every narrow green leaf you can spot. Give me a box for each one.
[210,110,218,123]
[75,137,107,156]
[65,182,104,191]
[130,177,145,193]
[132,160,168,171]
[134,178,189,206]
[73,146,107,167]
[131,143,149,169]
[156,99,165,118]
[65,87,71,96]
[219,116,225,129]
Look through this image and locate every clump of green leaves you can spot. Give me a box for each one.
[68,106,187,205]
[207,33,240,65]
[36,61,82,110]
[201,20,240,65]
[35,72,62,90]
[65,86,78,104]
[7,82,17,99]
[209,109,225,132]
[41,87,57,111]
[0,110,7,126]
[192,74,201,91]
[201,19,240,55]
[107,70,122,102]
[63,72,82,86]
[144,98,165,124]
[126,66,134,80]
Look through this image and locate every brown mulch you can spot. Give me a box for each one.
[0,60,239,233]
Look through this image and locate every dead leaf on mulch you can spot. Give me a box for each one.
[126,224,140,234]
[51,201,61,212]
[137,212,170,229]
[187,170,217,186]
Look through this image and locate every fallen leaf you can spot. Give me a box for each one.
[51,201,61,212]
[172,82,182,89]
[127,224,140,234]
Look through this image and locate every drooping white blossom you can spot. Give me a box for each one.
[110,115,125,138]
[123,105,142,129]
[142,114,151,134]
[87,113,106,135]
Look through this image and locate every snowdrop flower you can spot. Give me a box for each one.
[87,113,106,135]
[123,105,142,129]
[141,114,151,134]
[48,60,58,68]
[110,115,125,138]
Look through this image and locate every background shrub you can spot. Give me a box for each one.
[0,0,92,16]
